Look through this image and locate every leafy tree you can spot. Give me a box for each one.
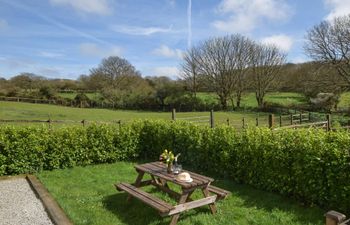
[10,73,46,91]
[74,93,90,108]
[39,86,56,99]
[89,56,141,90]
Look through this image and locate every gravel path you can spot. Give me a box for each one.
[0,178,54,225]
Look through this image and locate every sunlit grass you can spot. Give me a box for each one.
[37,162,324,225]
[0,101,268,127]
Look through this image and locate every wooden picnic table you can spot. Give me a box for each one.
[116,161,230,225]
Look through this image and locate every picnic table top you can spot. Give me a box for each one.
[135,161,214,189]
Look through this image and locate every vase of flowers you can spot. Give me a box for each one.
[159,149,180,174]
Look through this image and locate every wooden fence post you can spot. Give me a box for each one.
[299,113,302,124]
[117,120,121,129]
[268,114,274,128]
[279,115,282,127]
[325,211,346,225]
[210,110,214,128]
[326,114,331,131]
[290,114,293,125]
[227,118,230,126]
[172,108,176,121]
[308,112,311,122]
[242,117,245,129]
[48,118,51,129]
[256,117,259,127]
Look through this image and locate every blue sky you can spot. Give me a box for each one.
[0,0,349,79]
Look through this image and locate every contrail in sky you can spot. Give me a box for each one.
[1,0,109,45]
[187,0,192,49]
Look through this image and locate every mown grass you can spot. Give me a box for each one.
[37,162,324,225]
[0,101,268,127]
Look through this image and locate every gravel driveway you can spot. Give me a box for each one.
[0,178,54,225]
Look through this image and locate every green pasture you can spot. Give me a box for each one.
[0,101,269,127]
[58,92,102,101]
[339,92,350,108]
[195,92,307,108]
[59,91,307,108]
[37,162,324,225]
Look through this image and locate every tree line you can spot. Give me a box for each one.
[0,14,349,112]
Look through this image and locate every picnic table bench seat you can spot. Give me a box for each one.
[207,185,230,200]
[115,182,174,216]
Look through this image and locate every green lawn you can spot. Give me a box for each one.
[0,101,268,127]
[37,162,324,225]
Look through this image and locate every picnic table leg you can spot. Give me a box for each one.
[202,186,217,214]
[127,171,145,202]
[169,190,191,225]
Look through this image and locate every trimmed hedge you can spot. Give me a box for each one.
[0,121,349,213]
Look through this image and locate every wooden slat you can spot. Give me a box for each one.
[147,163,194,188]
[148,162,212,188]
[132,179,153,187]
[167,196,217,216]
[207,185,230,199]
[116,183,173,215]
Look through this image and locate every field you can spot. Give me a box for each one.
[0,101,269,127]
[2,90,350,127]
[58,92,102,101]
[56,91,350,109]
[339,92,350,108]
[37,162,324,225]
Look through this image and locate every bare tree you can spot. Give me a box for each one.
[230,35,254,108]
[305,14,350,85]
[195,36,235,109]
[191,35,253,109]
[181,47,200,98]
[250,43,286,108]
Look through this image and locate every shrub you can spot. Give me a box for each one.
[0,121,349,212]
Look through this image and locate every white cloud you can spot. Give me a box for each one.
[112,25,172,36]
[0,19,8,30]
[213,0,292,33]
[153,66,180,78]
[153,45,183,59]
[325,0,350,20]
[79,43,122,57]
[50,0,111,15]
[38,51,64,58]
[261,34,294,52]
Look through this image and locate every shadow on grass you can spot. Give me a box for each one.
[103,192,211,225]
[103,193,166,225]
[212,179,324,224]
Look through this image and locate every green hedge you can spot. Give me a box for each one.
[0,121,349,213]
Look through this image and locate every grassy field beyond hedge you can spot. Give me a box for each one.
[37,162,324,225]
[0,101,268,127]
